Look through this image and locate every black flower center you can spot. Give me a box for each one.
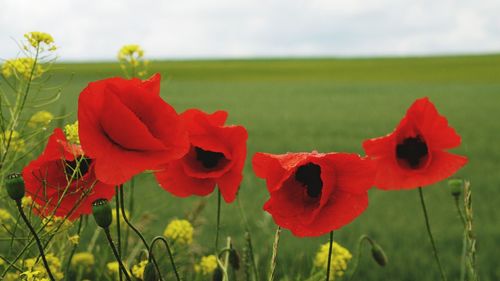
[195,147,225,169]
[396,136,428,169]
[295,163,323,198]
[64,157,92,179]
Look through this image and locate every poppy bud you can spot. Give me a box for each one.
[212,266,223,281]
[143,261,158,281]
[448,179,463,198]
[5,173,25,201]
[92,199,112,228]
[371,244,388,267]
[229,248,240,270]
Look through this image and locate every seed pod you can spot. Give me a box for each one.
[92,199,112,228]
[5,173,25,201]
[143,261,158,281]
[371,244,388,267]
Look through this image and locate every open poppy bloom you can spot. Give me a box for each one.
[155,109,248,203]
[22,128,115,220]
[252,151,374,237]
[363,97,467,190]
[78,74,189,185]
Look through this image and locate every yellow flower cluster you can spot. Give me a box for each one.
[64,121,80,144]
[3,272,18,281]
[107,261,119,275]
[71,252,95,268]
[194,255,218,275]
[28,111,54,129]
[24,31,57,51]
[42,217,73,233]
[24,253,64,280]
[132,260,148,280]
[0,208,12,222]
[118,44,144,61]
[68,234,80,245]
[112,208,130,226]
[163,219,194,245]
[22,196,33,208]
[0,130,26,154]
[314,242,352,280]
[1,58,44,79]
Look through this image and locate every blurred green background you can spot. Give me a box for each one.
[19,55,500,280]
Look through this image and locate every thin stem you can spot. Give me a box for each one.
[65,218,83,277]
[325,231,334,281]
[268,226,281,281]
[119,187,163,281]
[151,236,181,281]
[16,200,55,281]
[115,186,123,281]
[215,189,222,251]
[418,187,447,281]
[237,196,260,281]
[104,228,131,281]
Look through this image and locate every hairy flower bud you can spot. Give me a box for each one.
[212,266,223,281]
[229,248,240,270]
[5,173,25,201]
[92,199,112,228]
[143,261,158,281]
[371,244,388,266]
[448,179,463,198]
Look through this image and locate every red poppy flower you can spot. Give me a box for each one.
[78,74,189,185]
[252,151,374,237]
[22,128,115,220]
[155,109,248,203]
[363,97,467,190]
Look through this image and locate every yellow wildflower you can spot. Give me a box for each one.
[1,58,44,79]
[0,130,26,153]
[163,219,194,245]
[314,242,352,280]
[24,253,64,280]
[42,217,73,233]
[107,261,119,274]
[194,255,218,276]
[64,121,80,144]
[24,31,56,51]
[112,208,130,226]
[28,111,54,128]
[22,196,34,208]
[132,260,148,280]
[118,44,144,61]
[4,272,18,281]
[68,234,80,245]
[71,252,95,268]
[0,208,12,222]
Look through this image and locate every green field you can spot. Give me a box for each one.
[15,55,500,280]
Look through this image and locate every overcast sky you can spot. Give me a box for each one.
[1,0,499,60]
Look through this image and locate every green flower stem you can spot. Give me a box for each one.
[325,231,334,281]
[104,227,132,281]
[150,236,181,281]
[418,187,447,281]
[118,186,163,281]
[115,186,123,281]
[237,196,260,281]
[215,189,222,251]
[268,226,281,281]
[347,235,374,281]
[64,218,83,278]
[15,200,55,281]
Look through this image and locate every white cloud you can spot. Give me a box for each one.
[1,0,499,60]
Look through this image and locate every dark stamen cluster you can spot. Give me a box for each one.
[65,157,92,178]
[295,163,323,198]
[195,147,225,169]
[396,136,428,168]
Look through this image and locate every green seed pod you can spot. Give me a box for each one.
[229,248,240,270]
[448,179,463,198]
[5,173,25,201]
[92,199,112,228]
[371,244,388,267]
[143,261,158,281]
[212,266,223,281]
